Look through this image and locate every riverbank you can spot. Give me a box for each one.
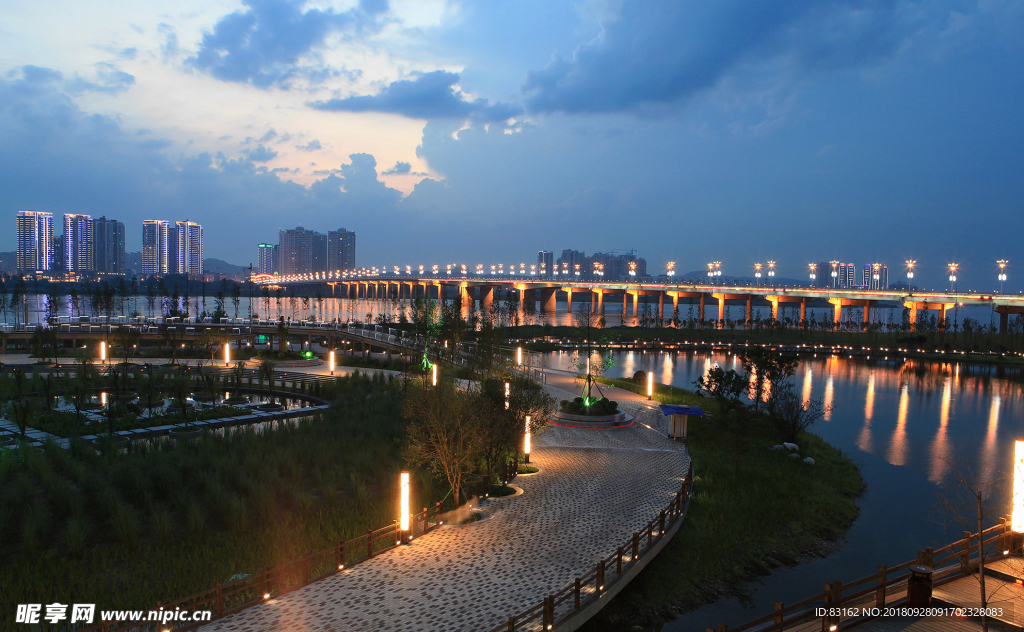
[515,324,1024,369]
[579,390,866,630]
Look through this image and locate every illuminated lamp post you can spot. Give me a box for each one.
[517,346,522,366]
[224,342,230,367]
[432,363,437,387]
[647,371,653,400]
[767,261,776,284]
[524,416,531,464]
[948,262,958,292]
[714,261,722,285]
[100,340,106,365]
[1011,439,1023,535]
[329,350,335,376]
[754,263,762,287]
[504,381,510,410]
[629,261,637,278]
[667,261,675,281]
[707,262,714,285]
[399,471,411,544]
[998,260,1008,294]
[808,263,817,287]
[831,260,839,288]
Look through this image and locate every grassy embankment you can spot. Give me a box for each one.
[581,377,866,629]
[0,373,440,626]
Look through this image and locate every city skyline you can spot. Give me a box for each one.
[0,1,1021,290]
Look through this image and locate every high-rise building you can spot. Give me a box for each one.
[327,228,356,271]
[311,232,328,273]
[63,213,94,272]
[257,243,275,275]
[51,238,64,273]
[16,211,53,272]
[278,226,325,275]
[142,220,170,275]
[171,220,203,275]
[93,216,125,274]
[537,251,553,277]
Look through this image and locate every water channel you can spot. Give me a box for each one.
[542,350,1024,629]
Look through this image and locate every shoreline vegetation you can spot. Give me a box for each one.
[581,378,865,631]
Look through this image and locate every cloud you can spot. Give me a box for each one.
[296,139,322,151]
[65,63,136,95]
[188,0,386,89]
[245,144,278,161]
[309,70,522,121]
[259,129,277,143]
[521,0,978,115]
[381,161,426,176]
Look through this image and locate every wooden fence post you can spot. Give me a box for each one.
[574,578,581,610]
[507,616,515,632]
[632,532,640,560]
[659,510,666,535]
[773,603,783,630]
[596,562,605,591]
[337,540,346,569]
[647,521,653,547]
[875,564,886,607]
[617,547,623,575]
[216,583,223,617]
[302,556,309,585]
[367,529,373,558]
[962,531,972,571]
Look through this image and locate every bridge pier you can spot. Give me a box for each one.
[566,288,574,314]
[993,305,1024,333]
[540,288,557,313]
[903,300,955,332]
[480,285,495,312]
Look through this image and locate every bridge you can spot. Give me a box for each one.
[254,274,1024,332]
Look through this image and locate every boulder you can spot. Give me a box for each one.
[803,457,815,465]
[783,442,799,451]
[770,444,785,451]
[787,453,801,460]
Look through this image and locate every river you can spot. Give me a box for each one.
[542,350,1024,630]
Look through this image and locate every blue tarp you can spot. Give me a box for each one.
[659,404,705,417]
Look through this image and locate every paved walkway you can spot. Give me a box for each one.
[197,388,688,632]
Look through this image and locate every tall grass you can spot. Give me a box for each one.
[0,373,440,626]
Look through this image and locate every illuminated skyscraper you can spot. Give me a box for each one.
[172,220,203,275]
[16,210,53,272]
[327,228,356,271]
[142,220,170,274]
[257,243,275,275]
[63,213,94,272]
[93,216,125,274]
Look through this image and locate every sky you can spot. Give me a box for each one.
[1,0,1022,291]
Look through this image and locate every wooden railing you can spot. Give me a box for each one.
[487,461,695,632]
[714,518,1019,632]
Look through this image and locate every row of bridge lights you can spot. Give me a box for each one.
[262,259,1009,292]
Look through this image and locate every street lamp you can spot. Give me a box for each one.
[754,263,762,287]
[399,471,411,544]
[871,263,881,290]
[808,263,817,287]
[329,349,335,375]
[524,416,532,464]
[948,262,958,291]
[667,261,675,280]
[707,262,714,285]
[830,260,839,288]
[905,260,915,282]
[767,260,776,283]
[629,261,637,278]
[998,260,1008,294]
[714,261,722,284]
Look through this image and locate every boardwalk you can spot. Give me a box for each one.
[196,393,689,632]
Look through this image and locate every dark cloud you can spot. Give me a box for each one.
[296,139,322,151]
[309,70,522,121]
[521,0,967,114]
[245,144,278,161]
[382,161,426,176]
[188,0,385,89]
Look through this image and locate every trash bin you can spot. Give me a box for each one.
[906,565,933,607]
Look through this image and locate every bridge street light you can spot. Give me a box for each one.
[754,263,762,287]
[830,260,839,288]
[998,260,1008,294]
[808,263,817,287]
[767,261,776,285]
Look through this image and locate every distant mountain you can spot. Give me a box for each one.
[204,258,249,278]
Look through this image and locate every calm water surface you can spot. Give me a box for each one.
[543,350,1024,630]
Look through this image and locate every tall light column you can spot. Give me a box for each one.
[997,260,1008,294]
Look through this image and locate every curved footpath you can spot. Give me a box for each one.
[197,385,689,632]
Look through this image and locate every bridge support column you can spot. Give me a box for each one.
[566,288,573,314]
[699,294,705,323]
[717,296,725,329]
[632,292,639,319]
[480,286,495,312]
[863,303,870,329]
[830,299,843,329]
[541,288,557,313]
[671,294,679,323]
[746,296,752,327]
[658,293,665,326]
[597,290,604,314]
[800,301,807,328]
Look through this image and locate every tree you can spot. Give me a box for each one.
[10,276,27,325]
[258,359,277,403]
[231,284,242,319]
[739,348,799,413]
[694,365,752,473]
[69,287,81,318]
[404,376,482,506]
[477,374,554,483]
[110,326,142,393]
[571,302,617,404]
[769,383,829,443]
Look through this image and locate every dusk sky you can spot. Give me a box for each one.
[1,0,1022,290]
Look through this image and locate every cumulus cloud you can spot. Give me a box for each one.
[308,70,522,121]
[381,161,426,176]
[296,139,322,151]
[188,0,387,89]
[245,144,278,161]
[65,63,136,95]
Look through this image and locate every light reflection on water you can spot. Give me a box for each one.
[543,350,1024,630]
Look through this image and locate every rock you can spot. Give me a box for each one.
[770,444,785,451]
[783,442,799,451]
[629,627,646,632]
[787,453,801,460]
[803,457,815,465]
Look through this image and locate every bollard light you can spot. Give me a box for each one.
[505,381,510,410]
[1013,439,1023,533]
[432,363,437,386]
[100,341,106,363]
[524,416,531,464]
[224,343,230,366]
[329,350,335,375]
[399,471,411,540]
[647,371,653,399]
[517,346,522,366]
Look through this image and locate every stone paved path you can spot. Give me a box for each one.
[197,383,688,632]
